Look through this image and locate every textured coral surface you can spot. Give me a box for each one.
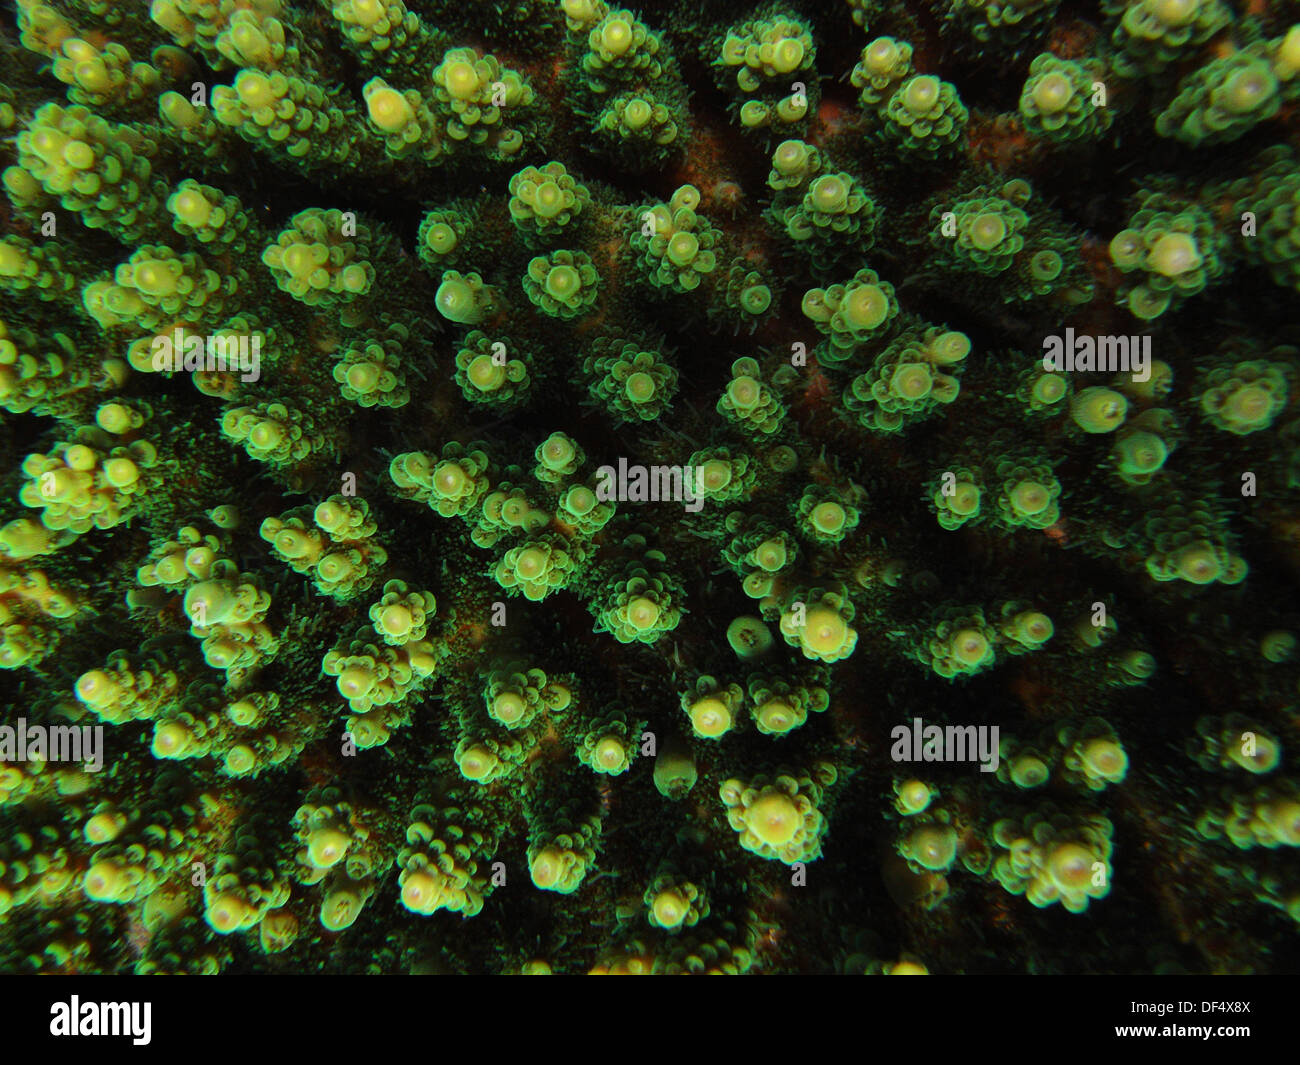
[0,0,1298,975]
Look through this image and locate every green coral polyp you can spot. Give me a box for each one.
[632,185,720,292]
[924,610,998,679]
[508,161,591,240]
[1156,48,1283,147]
[454,332,530,406]
[803,267,900,363]
[263,208,374,306]
[844,327,967,430]
[945,0,1060,58]
[1111,0,1230,77]
[595,92,681,165]
[851,37,914,110]
[994,461,1062,530]
[594,562,683,644]
[496,536,581,601]
[430,46,534,155]
[1109,192,1226,319]
[523,250,600,318]
[435,270,496,324]
[1199,361,1290,435]
[881,75,968,159]
[779,591,858,664]
[933,194,1028,275]
[583,10,663,91]
[583,336,678,423]
[932,468,983,530]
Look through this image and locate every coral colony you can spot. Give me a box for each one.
[0,0,1297,976]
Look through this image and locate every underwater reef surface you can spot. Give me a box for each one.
[0,0,1297,976]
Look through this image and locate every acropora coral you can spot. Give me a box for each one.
[0,0,1298,980]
